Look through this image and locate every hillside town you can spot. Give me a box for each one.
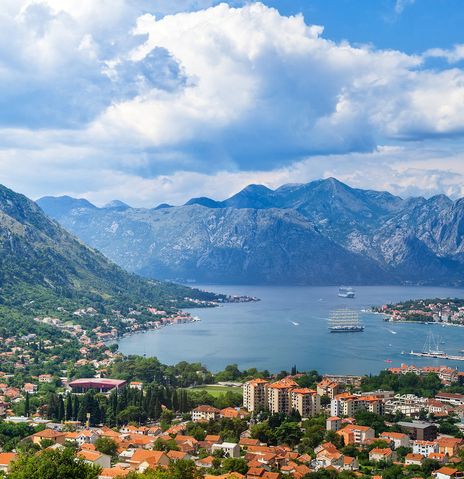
[1,349,464,479]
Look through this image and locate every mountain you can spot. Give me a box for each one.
[37,179,464,286]
[0,184,221,311]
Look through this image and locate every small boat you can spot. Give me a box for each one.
[290,321,300,326]
[385,359,392,363]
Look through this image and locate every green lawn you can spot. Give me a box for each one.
[189,385,243,397]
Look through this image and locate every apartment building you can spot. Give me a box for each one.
[289,388,320,417]
[243,377,320,417]
[337,424,375,445]
[330,393,383,417]
[267,378,298,414]
[243,379,269,412]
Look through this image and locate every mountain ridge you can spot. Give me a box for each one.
[37,178,464,286]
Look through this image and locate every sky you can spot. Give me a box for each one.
[1,0,464,207]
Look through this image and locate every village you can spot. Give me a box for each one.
[374,299,464,325]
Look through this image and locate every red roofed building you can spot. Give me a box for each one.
[69,378,126,393]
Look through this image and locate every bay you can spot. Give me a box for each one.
[117,285,464,374]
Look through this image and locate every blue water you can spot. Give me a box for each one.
[117,285,464,374]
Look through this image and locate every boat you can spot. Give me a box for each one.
[338,287,355,298]
[407,332,464,360]
[328,308,364,333]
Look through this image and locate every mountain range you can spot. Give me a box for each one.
[37,178,464,286]
[0,184,220,314]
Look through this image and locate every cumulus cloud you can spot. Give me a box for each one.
[424,44,464,64]
[1,1,464,204]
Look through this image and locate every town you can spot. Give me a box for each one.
[2,319,464,479]
[374,299,464,325]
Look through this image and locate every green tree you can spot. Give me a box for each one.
[95,437,118,457]
[222,457,248,475]
[9,448,100,479]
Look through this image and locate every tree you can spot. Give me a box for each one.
[9,448,100,479]
[95,437,117,457]
[24,393,30,418]
[222,457,248,475]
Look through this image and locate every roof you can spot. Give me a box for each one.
[435,467,458,476]
[69,378,126,388]
[193,405,220,413]
[0,452,16,466]
[406,453,425,461]
[33,429,65,438]
[77,450,102,462]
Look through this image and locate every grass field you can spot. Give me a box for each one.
[188,385,243,398]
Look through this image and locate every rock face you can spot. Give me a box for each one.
[38,178,464,285]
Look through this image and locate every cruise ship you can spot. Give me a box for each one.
[328,308,364,333]
[338,287,355,298]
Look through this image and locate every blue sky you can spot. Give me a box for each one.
[1,0,464,206]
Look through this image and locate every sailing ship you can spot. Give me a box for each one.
[338,287,355,298]
[328,308,364,333]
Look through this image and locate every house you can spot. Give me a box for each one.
[129,382,143,391]
[137,452,170,472]
[78,450,111,469]
[212,442,240,458]
[405,453,425,466]
[99,467,130,478]
[75,430,100,446]
[435,393,464,406]
[126,450,170,469]
[315,442,344,469]
[196,456,216,469]
[39,374,53,383]
[337,424,375,445]
[379,431,410,449]
[438,437,462,456]
[0,452,17,473]
[369,448,395,463]
[192,405,220,422]
[413,440,439,456]
[23,383,38,394]
[31,429,66,446]
[434,467,462,479]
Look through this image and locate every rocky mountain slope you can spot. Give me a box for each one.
[38,178,464,285]
[0,184,220,310]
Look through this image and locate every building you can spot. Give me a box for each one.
[405,453,425,466]
[379,431,410,449]
[337,425,375,445]
[0,453,17,474]
[384,394,428,417]
[31,429,66,446]
[78,450,111,469]
[317,379,342,399]
[397,421,438,441]
[326,417,342,432]
[211,442,240,458]
[192,405,220,422]
[69,378,126,394]
[243,379,269,412]
[289,388,320,418]
[331,393,383,417]
[435,393,464,406]
[369,448,395,463]
[413,440,439,456]
[243,377,320,417]
[434,467,462,479]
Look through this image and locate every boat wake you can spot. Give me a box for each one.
[290,321,300,326]
[387,329,397,335]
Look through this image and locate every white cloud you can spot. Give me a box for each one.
[394,0,415,14]
[424,44,464,64]
[1,2,464,204]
